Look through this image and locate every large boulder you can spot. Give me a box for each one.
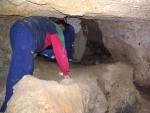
[6,75,108,113]
[6,76,84,113]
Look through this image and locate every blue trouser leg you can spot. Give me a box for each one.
[40,46,72,60]
[66,47,73,60]
[40,49,55,59]
[0,22,35,112]
[64,25,75,60]
[39,45,73,60]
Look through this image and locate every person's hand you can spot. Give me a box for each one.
[59,72,64,77]
[58,72,70,79]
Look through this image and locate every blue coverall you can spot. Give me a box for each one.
[0,16,65,112]
[40,24,75,61]
[64,24,75,60]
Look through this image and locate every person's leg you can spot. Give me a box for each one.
[66,47,73,61]
[0,49,34,112]
[0,22,35,112]
[39,49,55,59]
[64,26,75,61]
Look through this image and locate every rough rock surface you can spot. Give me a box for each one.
[98,20,150,87]
[80,19,111,65]
[97,63,141,113]
[0,17,17,78]
[0,0,150,20]
[6,76,84,113]
[5,62,140,113]
[5,75,108,113]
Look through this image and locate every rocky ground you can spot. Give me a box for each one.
[0,57,149,113]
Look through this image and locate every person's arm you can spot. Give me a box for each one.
[45,33,69,77]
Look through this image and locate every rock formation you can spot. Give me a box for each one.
[6,75,84,113]
[6,62,141,113]
[98,20,150,86]
[0,0,150,20]
[97,63,141,113]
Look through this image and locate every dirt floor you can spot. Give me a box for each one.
[0,56,150,113]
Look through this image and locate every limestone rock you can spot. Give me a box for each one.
[102,37,150,87]
[5,74,108,113]
[97,63,141,113]
[4,62,141,113]
[98,20,150,87]
[34,58,108,113]
[6,75,83,113]
[0,90,5,108]
[80,19,111,65]
[75,74,108,113]
[69,62,141,113]
[1,0,150,20]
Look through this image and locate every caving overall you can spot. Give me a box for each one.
[0,16,69,112]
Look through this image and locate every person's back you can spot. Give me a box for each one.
[14,16,56,52]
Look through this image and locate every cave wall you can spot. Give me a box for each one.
[98,20,150,87]
[98,20,150,51]
[0,17,20,79]
[0,19,10,77]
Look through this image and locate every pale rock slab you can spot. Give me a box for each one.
[0,0,150,20]
[6,75,83,113]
